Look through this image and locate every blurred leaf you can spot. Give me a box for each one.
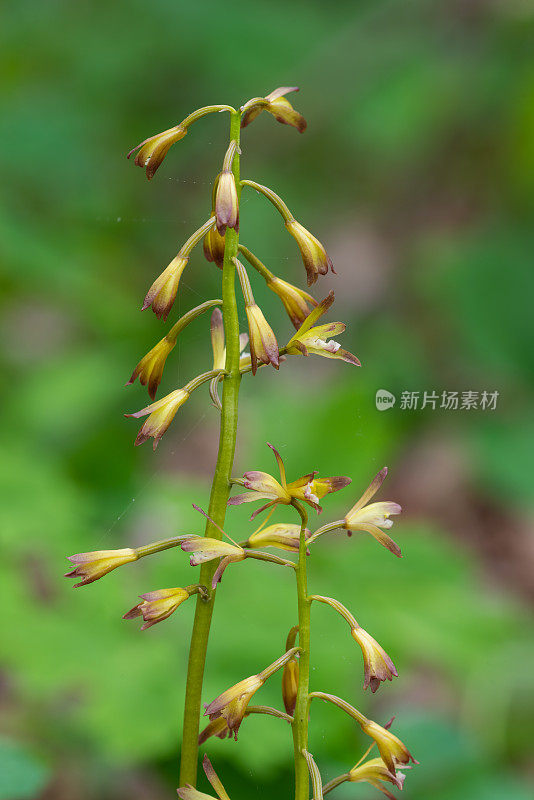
[0,739,51,800]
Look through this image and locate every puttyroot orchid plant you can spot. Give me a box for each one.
[65,87,417,800]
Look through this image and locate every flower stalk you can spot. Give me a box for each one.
[291,499,311,800]
[179,110,243,786]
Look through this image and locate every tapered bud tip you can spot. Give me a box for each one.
[215,171,239,235]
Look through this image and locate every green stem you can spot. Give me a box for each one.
[179,110,242,786]
[292,500,310,800]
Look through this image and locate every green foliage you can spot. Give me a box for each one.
[0,739,51,800]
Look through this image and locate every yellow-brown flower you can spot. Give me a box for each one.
[204,674,263,740]
[344,467,402,557]
[204,649,297,740]
[123,587,190,630]
[229,442,350,518]
[361,719,417,775]
[127,125,187,180]
[65,548,137,587]
[286,219,333,286]
[348,757,408,800]
[204,223,226,269]
[351,626,398,693]
[241,87,307,133]
[142,255,188,322]
[286,291,360,366]
[126,336,175,400]
[245,303,280,375]
[125,387,190,449]
[268,276,318,329]
[235,258,279,375]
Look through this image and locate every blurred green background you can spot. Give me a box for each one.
[2,1,534,798]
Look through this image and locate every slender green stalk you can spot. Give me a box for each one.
[291,499,311,800]
[179,110,242,786]
[323,774,349,795]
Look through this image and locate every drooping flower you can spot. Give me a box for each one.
[204,674,263,741]
[228,442,350,518]
[361,720,417,775]
[235,258,279,375]
[286,218,333,286]
[127,124,187,180]
[344,467,402,557]
[125,387,190,449]
[204,649,297,740]
[128,300,222,399]
[286,290,360,366]
[268,276,318,329]
[282,656,299,716]
[237,245,318,330]
[351,626,398,693]
[142,218,215,320]
[142,255,189,321]
[65,548,137,587]
[203,223,226,269]
[241,87,307,132]
[123,587,191,630]
[245,303,280,375]
[348,757,408,800]
[126,336,175,400]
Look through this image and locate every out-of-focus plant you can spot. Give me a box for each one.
[65,87,418,799]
